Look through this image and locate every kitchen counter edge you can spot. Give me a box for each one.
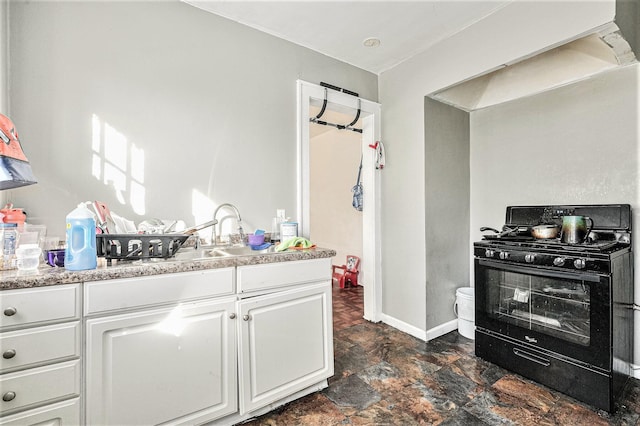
[0,248,337,290]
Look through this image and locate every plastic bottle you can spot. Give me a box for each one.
[271,209,286,243]
[0,223,17,270]
[65,203,97,271]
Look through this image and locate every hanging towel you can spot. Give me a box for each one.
[375,140,386,170]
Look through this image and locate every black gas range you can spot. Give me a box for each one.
[474,204,634,413]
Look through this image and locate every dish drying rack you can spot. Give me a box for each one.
[96,234,190,260]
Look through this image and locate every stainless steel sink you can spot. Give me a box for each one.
[170,248,229,261]
[172,244,276,261]
[215,245,276,256]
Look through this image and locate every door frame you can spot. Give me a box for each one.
[296,80,382,322]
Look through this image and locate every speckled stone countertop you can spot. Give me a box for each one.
[0,247,336,290]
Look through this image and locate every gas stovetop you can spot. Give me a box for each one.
[474,204,632,273]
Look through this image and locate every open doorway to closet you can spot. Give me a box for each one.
[309,106,365,329]
[309,106,363,271]
[297,80,382,323]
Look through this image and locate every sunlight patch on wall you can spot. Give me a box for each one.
[91,114,146,215]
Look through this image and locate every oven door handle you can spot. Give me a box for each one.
[513,348,551,367]
[477,259,601,283]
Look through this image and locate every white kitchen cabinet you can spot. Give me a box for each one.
[0,322,81,374]
[236,258,331,294]
[85,297,237,426]
[237,281,333,415]
[0,397,80,426]
[0,284,81,421]
[0,360,80,416]
[0,284,80,331]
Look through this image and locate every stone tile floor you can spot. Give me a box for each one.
[243,285,640,425]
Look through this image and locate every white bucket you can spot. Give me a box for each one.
[454,287,475,339]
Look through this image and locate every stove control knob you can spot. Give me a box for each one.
[574,258,587,269]
[499,252,509,260]
[485,249,495,258]
[525,254,536,264]
[553,257,566,266]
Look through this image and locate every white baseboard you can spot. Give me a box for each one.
[379,314,461,342]
[425,319,459,341]
[632,363,640,380]
[379,313,427,341]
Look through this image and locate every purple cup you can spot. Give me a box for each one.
[45,249,65,267]
[247,234,265,246]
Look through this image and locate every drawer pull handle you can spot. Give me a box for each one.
[2,392,16,402]
[513,348,550,367]
[229,313,237,319]
[243,314,251,321]
[3,307,17,317]
[2,349,16,359]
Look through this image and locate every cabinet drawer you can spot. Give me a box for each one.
[0,360,80,416]
[0,285,80,331]
[0,397,80,425]
[84,268,235,315]
[237,258,331,293]
[0,322,81,374]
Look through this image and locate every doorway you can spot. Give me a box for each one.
[296,80,382,322]
[309,105,362,268]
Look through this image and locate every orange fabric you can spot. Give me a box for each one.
[288,244,317,250]
[0,114,29,162]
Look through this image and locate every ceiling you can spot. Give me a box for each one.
[433,27,633,111]
[183,1,511,75]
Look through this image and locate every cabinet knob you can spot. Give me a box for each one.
[2,391,16,402]
[243,314,251,321]
[2,349,16,359]
[229,313,236,319]
[3,307,17,317]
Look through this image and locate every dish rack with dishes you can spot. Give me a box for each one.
[96,234,190,260]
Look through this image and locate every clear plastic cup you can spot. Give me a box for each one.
[15,244,42,271]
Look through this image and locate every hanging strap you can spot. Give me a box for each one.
[355,155,363,185]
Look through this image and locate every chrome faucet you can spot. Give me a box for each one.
[212,203,244,245]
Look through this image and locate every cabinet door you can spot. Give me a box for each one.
[238,281,333,414]
[85,298,237,425]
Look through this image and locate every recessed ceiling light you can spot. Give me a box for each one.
[363,38,381,48]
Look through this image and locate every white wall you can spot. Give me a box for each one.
[0,0,7,208]
[310,123,363,270]
[379,1,615,333]
[0,0,6,114]
[6,0,377,238]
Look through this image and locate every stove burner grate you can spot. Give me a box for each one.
[480,237,622,253]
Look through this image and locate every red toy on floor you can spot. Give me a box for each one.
[332,255,360,288]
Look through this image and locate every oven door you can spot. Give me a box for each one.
[475,259,610,370]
